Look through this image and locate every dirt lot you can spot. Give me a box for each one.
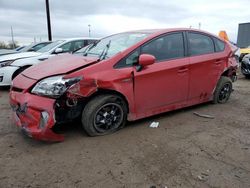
[0,75,249,188]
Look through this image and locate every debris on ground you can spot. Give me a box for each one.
[149,122,159,128]
[193,112,215,119]
[197,171,210,181]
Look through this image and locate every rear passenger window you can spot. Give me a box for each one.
[141,33,185,62]
[188,33,215,56]
[213,37,225,52]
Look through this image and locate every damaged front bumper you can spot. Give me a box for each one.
[241,62,250,75]
[9,90,64,142]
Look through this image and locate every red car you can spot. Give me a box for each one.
[9,28,237,142]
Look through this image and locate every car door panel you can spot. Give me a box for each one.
[133,57,189,115]
[187,32,223,102]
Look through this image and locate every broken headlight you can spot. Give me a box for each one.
[31,75,82,98]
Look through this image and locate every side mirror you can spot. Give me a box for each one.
[54,48,63,54]
[28,47,35,52]
[136,54,155,71]
[139,54,155,67]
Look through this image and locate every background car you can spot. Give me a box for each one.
[239,45,250,62]
[0,41,52,56]
[9,28,237,141]
[0,38,98,86]
[241,53,250,78]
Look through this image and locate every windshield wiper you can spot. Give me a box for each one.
[99,40,111,60]
[83,40,100,56]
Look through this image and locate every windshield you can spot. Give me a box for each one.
[19,43,34,52]
[37,40,64,53]
[80,32,149,59]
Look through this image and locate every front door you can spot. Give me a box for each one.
[133,32,189,116]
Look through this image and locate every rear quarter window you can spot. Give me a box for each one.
[213,37,225,52]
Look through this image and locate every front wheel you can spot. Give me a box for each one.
[82,94,127,136]
[212,76,232,104]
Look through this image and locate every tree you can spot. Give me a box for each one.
[0,41,8,49]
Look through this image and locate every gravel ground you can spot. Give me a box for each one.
[0,75,249,188]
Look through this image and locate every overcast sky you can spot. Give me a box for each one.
[0,0,250,45]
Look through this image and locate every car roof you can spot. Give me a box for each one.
[60,37,100,42]
[122,28,219,38]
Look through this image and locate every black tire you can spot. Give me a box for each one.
[212,76,232,104]
[12,67,28,80]
[82,94,127,136]
[244,74,250,79]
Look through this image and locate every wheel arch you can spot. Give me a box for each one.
[87,89,130,113]
[221,67,237,81]
[12,65,32,80]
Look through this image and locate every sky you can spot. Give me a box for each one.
[0,0,250,45]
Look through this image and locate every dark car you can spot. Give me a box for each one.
[241,53,250,78]
[10,28,238,142]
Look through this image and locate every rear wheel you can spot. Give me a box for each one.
[212,76,232,104]
[82,94,127,136]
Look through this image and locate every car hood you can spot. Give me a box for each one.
[22,54,99,80]
[0,52,41,62]
[11,53,51,66]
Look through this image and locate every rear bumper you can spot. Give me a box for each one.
[9,90,64,142]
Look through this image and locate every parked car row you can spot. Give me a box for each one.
[7,28,238,142]
[0,41,52,56]
[0,38,98,86]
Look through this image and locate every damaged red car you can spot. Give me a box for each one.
[9,28,238,142]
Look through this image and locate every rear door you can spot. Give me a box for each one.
[187,32,224,102]
[133,32,189,114]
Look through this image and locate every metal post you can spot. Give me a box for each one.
[45,0,52,41]
[11,26,15,49]
[88,24,91,37]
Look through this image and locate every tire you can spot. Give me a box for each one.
[212,76,232,104]
[244,74,250,79]
[12,67,28,80]
[82,94,127,136]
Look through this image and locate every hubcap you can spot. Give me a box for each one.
[218,83,231,102]
[94,103,123,133]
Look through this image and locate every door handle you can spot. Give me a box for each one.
[178,67,188,73]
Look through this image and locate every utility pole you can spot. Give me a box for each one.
[45,0,52,41]
[88,24,91,37]
[198,22,201,30]
[11,26,15,49]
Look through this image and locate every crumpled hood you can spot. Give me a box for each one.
[22,54,99,80]
[0,52,41,62]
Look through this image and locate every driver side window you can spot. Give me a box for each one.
[114,49,139,68]
[125,50,139,66]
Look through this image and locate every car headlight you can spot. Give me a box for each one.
[0,60,15,67]
[31,75,82,98]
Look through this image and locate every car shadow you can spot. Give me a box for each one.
[48,101,213,141]
[0,86,10,91]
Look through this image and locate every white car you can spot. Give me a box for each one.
[0,38,98,86]
[0,41,52,56]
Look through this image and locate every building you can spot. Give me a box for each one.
[237,22,250,48]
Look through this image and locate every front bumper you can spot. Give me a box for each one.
[241,61,250,75]
[0,66,19,86]
[9,90,64,142]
